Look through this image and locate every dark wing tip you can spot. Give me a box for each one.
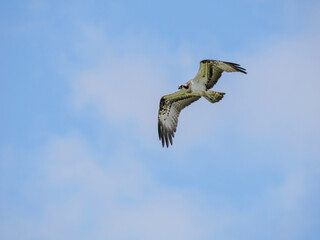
[158,121,162,141]
[223,61,247,74]
[158,120,174,148]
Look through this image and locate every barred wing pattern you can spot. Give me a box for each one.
[158,91,201,147]
[194,60,247,89]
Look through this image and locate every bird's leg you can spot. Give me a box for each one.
[203,90,225,103]
[204,91,214,100]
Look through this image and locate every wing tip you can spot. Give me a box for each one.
[223,61,247,74]
[200,59,247,74]
[158,122,174,148]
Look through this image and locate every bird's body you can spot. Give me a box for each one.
[158,59,246,147]
[188,80,206,94]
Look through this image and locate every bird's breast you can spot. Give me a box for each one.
[190,79,206,93]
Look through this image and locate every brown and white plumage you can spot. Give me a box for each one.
[158,91,201,147]
[195,60,247,89]
[158,59,246,147]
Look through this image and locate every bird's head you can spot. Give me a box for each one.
[178,84,189,90]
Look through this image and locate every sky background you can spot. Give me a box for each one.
[1,0,320,239]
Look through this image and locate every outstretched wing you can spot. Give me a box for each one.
[194,60,247,89]
[158,91,201,147]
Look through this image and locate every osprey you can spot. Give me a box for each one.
[158,59,246,147]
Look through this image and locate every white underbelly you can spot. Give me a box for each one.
[191,80,206,93]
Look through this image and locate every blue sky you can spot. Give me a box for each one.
[1,0,320,239]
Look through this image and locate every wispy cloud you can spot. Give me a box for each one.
[71,57,167,132]
[1,132,319,240]
[230,31,320,159]
[0,135,215,240]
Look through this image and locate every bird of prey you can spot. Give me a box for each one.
[158,59,246,147]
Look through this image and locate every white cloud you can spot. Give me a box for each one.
[29,135,213,240]
[71,57,167,130]
[1,131,319,240]
[225,32,320,162]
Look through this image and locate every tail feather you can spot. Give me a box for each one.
[203,90,225,103]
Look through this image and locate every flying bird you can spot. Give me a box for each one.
[158,59,246,147]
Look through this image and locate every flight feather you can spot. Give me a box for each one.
[158,91,201,147]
